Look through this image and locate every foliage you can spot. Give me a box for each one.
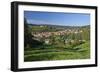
[24,18,43,48]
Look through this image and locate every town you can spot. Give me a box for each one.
[31,28,85,45]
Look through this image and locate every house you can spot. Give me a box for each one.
[45,39,50,44]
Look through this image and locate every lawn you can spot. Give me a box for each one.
[24,41,90,61]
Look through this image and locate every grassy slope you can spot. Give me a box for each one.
[24,41,90,61]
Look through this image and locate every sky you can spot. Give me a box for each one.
[24,11,90,26]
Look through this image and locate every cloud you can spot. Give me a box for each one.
[27,19,54,25]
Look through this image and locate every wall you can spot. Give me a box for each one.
[0,0,99,73]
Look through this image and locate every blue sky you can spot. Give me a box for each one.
[24,11,90,26]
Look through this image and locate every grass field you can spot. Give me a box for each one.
[24,41,90,61]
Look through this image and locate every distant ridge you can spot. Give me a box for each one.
[28,23,90,29]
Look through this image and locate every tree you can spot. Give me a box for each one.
[24,18,43,48]
[24,18,32,48]
[81,28,90,41]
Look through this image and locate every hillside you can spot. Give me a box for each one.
[24,21,90,61]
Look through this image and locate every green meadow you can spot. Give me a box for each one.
[24,41,90,61]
